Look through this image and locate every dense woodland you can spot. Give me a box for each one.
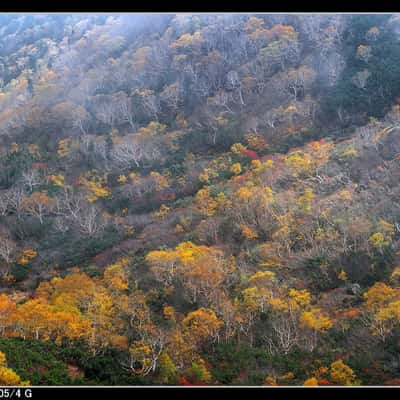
[0,13,400,385]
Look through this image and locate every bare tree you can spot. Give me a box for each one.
[4,186,26,218]
[76,204,105,236]
[0,228,16,267]
[112,138,144,168]
[114,91,136,130]
[21,169,41,192]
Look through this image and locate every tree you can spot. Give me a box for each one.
[363,282,397,311]
[91,94,120,128]
[80,176,110,203]
[0,352,30,386]
[363,282,400,342]
[158,352,178,384]
[0,229,16,273]
[114,91,136,129]
[299,308,332,351]
[194,187,218,217]
[86,290,127,352]
[147,242,230,305]
[22,190,55,224]
[57,138,73,158]
[127,291,165,376]
[285,67,316,101]
[0,294,16,335]
[297,188,314,215]
[103,258,130,292]
[14,298,53,340]
[183,308,223,345]
[329,359,359,385]
[191,358,212,384]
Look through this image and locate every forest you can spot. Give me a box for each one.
[0,13,400,386]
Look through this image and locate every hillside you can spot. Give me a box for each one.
[0,13,400,385]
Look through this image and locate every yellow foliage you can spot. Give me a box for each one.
[263,186,274,203]
[10,143,19,153]
[192,358,212,383]
[235,185,254,202]
[390,267,400,285]
[338,270,348,281]
[199,167,219,183]
[163,306,176,321]
[194,187,218,217]
[245,132,268,151]
[153,204,171,219]
[183,308,223,342]
[104,258,130,291]
[230,143,247,154]
[337,190,353,202]
[241,224,258,240]
[356,44,371,62]
[170,31,204,52]
[251,159,262,170]
[329,359,359,385]
[28,143,41,158]
[230,163,242,175]
[150,171,169,191]
[249,270,276,284]
[300,308,332,331]
[175,224,185,233]
[80,176,110,203]
[263,376,278,386]
[378,219,395,238]
[369,232,391,250]
[297,188,314,214]
[57,138,72,158]
[117,175,127,184]
[129,172,141,182]
[129,340,153,372]
[49,174,65,187]
[0,352,30,386]
[288,288,311,308]
[337,145,358,161]
[303,377,319,386]
[216,192,232,211]
[18,248,38,265]
[269,298,289,312]
[285,150,312,176]
[375,299,400,322]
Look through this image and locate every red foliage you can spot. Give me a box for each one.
[294,279,307,289]
[241,149,260,160]
[28,365,48,374]
[179,377,193,386]
[229,174,247,186]
[191,380,208,386]
[344,308,359,319]
[93,250,114,266]
[383,379,400,385]
[159,191,176,201]
[32,162,48,170]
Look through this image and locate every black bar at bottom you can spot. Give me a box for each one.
[1,386,399,400]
